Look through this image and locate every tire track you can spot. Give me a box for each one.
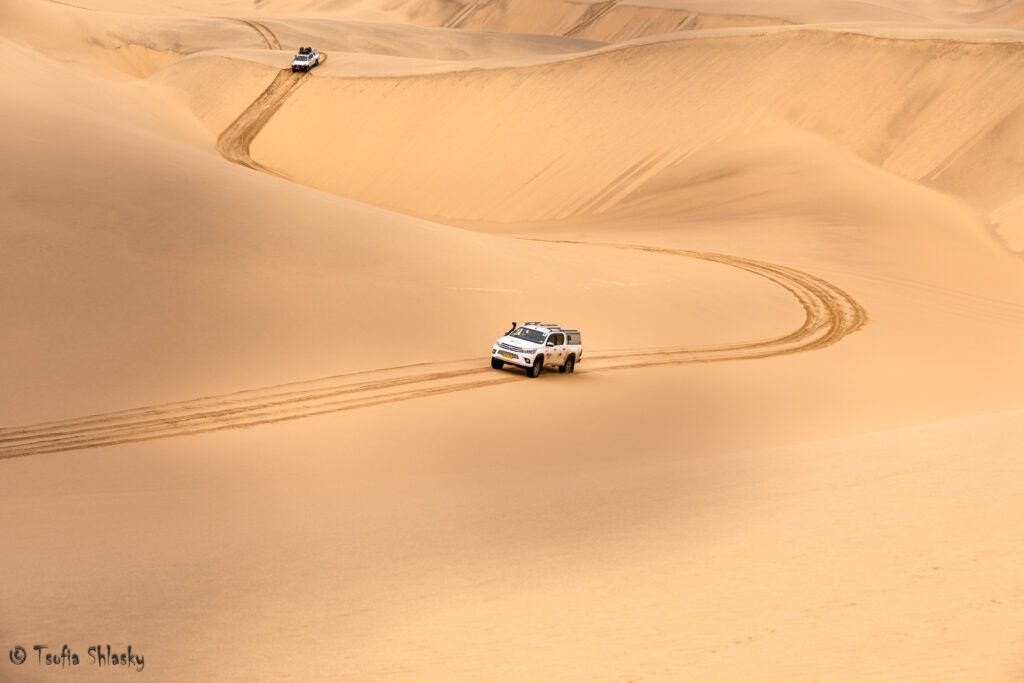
[216,69,312,173]
[552,241,867,370]
[565,0,621,37]
[445,1,489,29]
[235,19,282,50]
[0,243,865,459]
[215,50,326,174]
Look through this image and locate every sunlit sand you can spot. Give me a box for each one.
[2,0,1023,679]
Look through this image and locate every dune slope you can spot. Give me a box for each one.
[152,28,1024,235]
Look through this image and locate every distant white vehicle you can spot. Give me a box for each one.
[490,322,582,377]
[291,46,320,72]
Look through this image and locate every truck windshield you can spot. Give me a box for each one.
[509,327,545,344]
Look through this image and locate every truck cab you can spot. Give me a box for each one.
[490,322,582,378]
[291,46,320,72]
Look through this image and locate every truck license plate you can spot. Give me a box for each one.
[500,352,514,359]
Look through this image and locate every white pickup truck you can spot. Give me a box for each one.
[490,322,582,378]
[291,46,320,72]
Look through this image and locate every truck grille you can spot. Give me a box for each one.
[499,342,525,353]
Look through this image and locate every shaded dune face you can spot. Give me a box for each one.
[255,0,1024,33]
[248,0,791,40]
[424,0,795,41]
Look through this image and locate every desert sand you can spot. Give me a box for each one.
[2,0,1023,680]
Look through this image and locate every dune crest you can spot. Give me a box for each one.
[148,28,1024,231]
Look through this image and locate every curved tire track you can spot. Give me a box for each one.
[0,243,865,459]
[215,52,326,173]
[565,0,621,37]
[216,68,312,173]
[445,2,488,29]
[547,240,867,369]
[235,19,282,50]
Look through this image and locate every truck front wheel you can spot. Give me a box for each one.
[527,356,544,378]
[490,358,504,370]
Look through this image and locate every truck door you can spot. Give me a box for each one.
[547,333,566,366]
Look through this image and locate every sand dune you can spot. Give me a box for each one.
[263,0,1024,36]
[1,38,805,425]
[3,0,1024,680]
[2,0,599,78]
[254,0,925,38]
[0,240,865,459]
[149,26,1024,239]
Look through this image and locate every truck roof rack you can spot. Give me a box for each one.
[521,322,579,334]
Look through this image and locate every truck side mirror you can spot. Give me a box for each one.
[546,341,555,347]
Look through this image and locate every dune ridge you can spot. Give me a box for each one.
[165,27,1024,237]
